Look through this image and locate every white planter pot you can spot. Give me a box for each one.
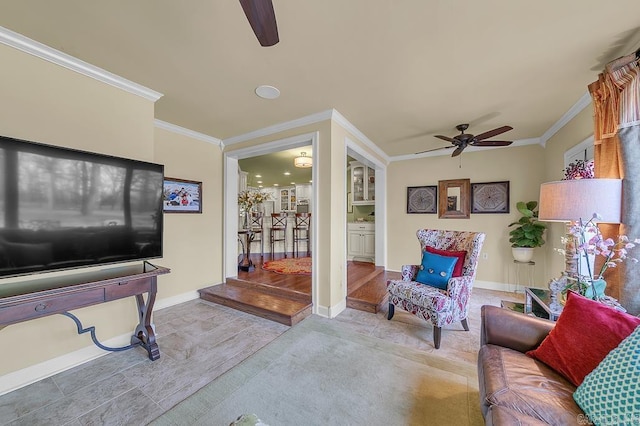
[512,247,534,263]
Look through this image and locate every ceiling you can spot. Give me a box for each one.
[239,146,313,188]
[2,1,640,161]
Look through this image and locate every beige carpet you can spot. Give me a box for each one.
[152,314,483,426]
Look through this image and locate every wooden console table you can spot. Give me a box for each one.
[0,262,170,360]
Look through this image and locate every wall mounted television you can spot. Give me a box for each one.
[0,135,164,278]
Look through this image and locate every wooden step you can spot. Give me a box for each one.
[199,283,312,326]
[347,270,402,314]
[347,262,385,293]
[225,277,311,304]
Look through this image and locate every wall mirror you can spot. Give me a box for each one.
[438,179,470,219]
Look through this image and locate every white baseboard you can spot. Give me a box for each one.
[0,290,202,396]
[314,299,347,319]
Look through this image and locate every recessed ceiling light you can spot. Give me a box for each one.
[255,85,280,100]
[255,174,262,178]
[284,172,290,176]
[257,180,262,184]
[291,182,295,185]
[309,180,312,183]
[274,183,279,186]
[258,185,263,188]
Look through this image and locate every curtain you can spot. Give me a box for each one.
[589,52,640,314]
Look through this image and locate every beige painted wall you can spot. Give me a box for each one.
[153,128,224,300]
[386,144,547,288]
[0,44,224,378]
[541,105,594,283]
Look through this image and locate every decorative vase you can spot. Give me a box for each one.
[512,247,534,263]
[584,278,607,300]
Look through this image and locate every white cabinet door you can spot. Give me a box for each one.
[348,231,364,257]
[363,232,375,258]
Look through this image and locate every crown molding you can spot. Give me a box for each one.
[330,109,390,164]
[0,26,163,102]
[222,110,333,145]
[154,119,222,147]
[539,91,592,147]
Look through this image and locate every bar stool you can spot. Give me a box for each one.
[293,213,311,257]
[269,213,288,258]
[248,212,264,260]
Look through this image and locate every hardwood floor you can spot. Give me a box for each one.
[199,253,400,325]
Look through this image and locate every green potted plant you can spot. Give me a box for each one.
[508,201,546,262]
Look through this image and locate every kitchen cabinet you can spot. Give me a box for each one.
[277,187,296,212]
[347,222,375,262]
[350,161,375,205]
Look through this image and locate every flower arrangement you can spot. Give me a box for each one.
[557,212,639,299]
[562,159,594,180]
[238,189,271,211]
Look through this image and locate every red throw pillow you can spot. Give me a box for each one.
[425,246,466,277]
[527,291,640,386]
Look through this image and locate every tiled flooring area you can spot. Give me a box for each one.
[0,287,522,425]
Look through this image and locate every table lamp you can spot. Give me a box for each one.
[538,178,622,306]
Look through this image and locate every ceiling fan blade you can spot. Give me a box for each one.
[239,0,279,46]
[472,141,513,147]
[451,146,466,157]
[434,135,458,143]
[474,126,513,141]
[415,145,454,155]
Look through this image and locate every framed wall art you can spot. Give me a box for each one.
[163,177,202,213]
[406,186,437,214]
[471,181,510,214]
[438,178,470,219]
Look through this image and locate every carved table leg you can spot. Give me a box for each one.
[131,278,160,360]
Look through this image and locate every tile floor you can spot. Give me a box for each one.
[0,287,522,425]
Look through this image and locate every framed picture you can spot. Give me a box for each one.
[438,179,470,219]
[471,181,510,214]
[406,186,437,214]
[163,177,202,213]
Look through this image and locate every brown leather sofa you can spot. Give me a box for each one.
[478,305,585,425]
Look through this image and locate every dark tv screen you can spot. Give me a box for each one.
[0,135,164,278]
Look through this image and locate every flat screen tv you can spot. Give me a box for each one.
[0,135,164,278]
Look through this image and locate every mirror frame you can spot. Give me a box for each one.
[438,178,470,219]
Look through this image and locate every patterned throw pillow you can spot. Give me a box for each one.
[415,251,457,290]
[573,326,640,424]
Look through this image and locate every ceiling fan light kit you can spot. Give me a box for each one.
[416,123,514,157]
[294,152,312,168]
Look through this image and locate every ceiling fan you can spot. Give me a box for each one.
[416,124,514,157]
[239,0,279,47]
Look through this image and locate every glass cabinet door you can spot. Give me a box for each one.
[280,189,289,211]
[352,165,365,203]
[366,167,375,202]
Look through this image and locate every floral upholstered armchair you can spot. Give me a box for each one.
[386,229,485,349]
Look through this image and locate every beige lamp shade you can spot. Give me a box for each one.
[538,179,622,223]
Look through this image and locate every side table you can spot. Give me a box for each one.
[525,287,562,321]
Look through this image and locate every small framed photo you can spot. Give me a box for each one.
[407,186,437,214]
[471,181,510,214]
[163,177,202,213]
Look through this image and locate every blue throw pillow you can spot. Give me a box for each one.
[573,326,640,424]
[415,251,457,290]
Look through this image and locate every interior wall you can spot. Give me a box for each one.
[0,43,157,376]
[0,43,224,386]
[153,127,224,300]
[541,105,595,284]
[386,144,547,289]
